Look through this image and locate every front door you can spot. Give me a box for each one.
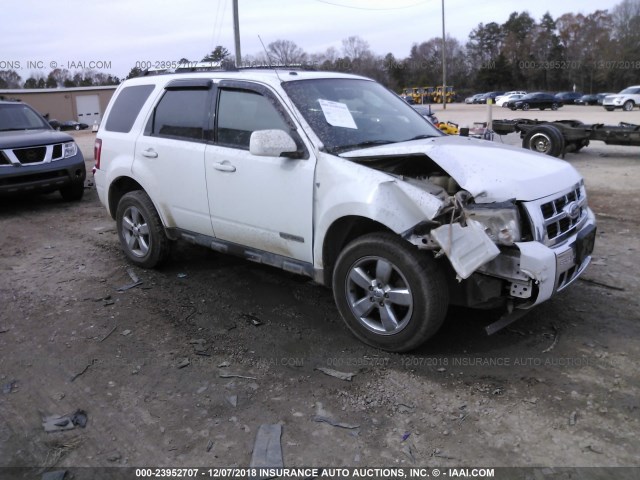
[205,85,315,262]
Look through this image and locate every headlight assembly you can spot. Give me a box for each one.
[463,201,521,246]
[63,142,78,158]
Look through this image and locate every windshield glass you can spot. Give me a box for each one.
[282,78,442,154]
[0,103,51,131]
[619,87,637,94]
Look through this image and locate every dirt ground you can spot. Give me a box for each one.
[1,105,639,472]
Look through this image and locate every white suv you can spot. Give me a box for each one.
[94,69,596,352]
[603,86,640,111]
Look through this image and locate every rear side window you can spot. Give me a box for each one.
[105,85,154,133]
[147,89,210,141]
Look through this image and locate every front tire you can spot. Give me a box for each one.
[60,182,84,201]
[522,103,530,111]
[116,191,170,268]
[332,232,448,352]
[623,100,634,111]
[551,103,559,111]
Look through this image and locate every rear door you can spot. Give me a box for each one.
[133,79,214,236]
[204,81,315,262]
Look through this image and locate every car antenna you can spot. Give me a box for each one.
[258,35,282,82]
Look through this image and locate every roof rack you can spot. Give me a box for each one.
[139,61,319,77]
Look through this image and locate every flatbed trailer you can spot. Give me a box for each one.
[492,118,640,157]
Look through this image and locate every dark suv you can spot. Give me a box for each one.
[0,100,86,200]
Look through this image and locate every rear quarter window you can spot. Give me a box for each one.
[105,85,155,133]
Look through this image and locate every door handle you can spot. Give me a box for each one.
[141,148,158,158]
[213,161,236,172]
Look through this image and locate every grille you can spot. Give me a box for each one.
[14,146,46,164]
[0,151,10,166]
[52,144,63,159]
[539,186,587,244]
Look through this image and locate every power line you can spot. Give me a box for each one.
[313,0,429,11]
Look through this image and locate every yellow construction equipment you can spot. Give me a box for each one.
[433,85,456,104]
[437,121,459,135]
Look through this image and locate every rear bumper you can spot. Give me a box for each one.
[0,152,86,195]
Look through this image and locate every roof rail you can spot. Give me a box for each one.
[138,61,319,77]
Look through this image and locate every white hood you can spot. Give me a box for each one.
[341,136,582,202]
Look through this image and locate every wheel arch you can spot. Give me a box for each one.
[320,216,393,286]
[107,176,145,220]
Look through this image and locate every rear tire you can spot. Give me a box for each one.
[116,191,170,268]
[522,124,565,157]
[59,182,84,201]
[332,232,448,352]
[551,103,559,111]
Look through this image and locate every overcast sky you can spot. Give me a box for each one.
[3,0,615,79]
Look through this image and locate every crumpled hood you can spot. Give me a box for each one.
[341,135,582,202]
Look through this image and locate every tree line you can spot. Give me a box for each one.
[1,0,638,95]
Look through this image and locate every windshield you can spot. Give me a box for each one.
[0,103,51,131]
[282,78,442,154]
[619,87,639,94]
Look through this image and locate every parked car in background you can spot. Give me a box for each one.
[49,119,90,131]
[575,94,604,105]
[507,92,562,111]
[555,92,583,105]
[496,93,524,107]
[0,101,86,200]
[597,93,616,105]
[475,91,505,104]
[495,91,526,103]
[602,86,640,111]
[465,93,484,104]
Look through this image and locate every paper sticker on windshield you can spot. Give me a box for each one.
[318,99,357,129]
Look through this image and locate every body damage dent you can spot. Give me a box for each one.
[313,153,443,268]
[431,220,500,279]
[515,241,557,306]
[341,136,582,203]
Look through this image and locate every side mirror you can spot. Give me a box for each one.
[249,129,299,158]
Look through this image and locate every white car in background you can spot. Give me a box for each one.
[496,93,525,107]
[602,86,640,111]
[495,90,527,103]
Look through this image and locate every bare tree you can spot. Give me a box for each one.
[0,70,22,89]
[341,36,372,61]
[267,40,307,66]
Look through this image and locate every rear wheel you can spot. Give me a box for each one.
[551,103,559,111]
[59,182,84,201]
[522,124,565,157]
[623,100,635,111]
[332,232,448,352]
[116,191,170,268]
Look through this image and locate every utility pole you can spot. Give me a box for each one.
[233,0,241,67]
[441,0,447,110]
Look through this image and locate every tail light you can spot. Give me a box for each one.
[94,138,102,170]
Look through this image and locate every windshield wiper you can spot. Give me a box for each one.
[404,134,436,141]
[333,139,395,154]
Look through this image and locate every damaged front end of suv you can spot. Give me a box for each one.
[340,136,596,334]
